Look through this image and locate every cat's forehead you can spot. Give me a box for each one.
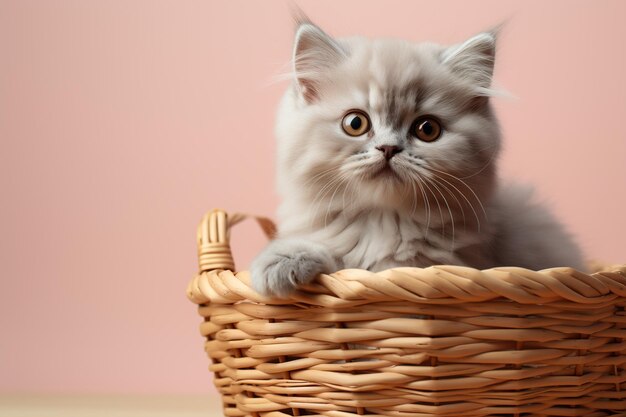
[339,39,438,87]
[372,40,441,81]
[335,38,463,126]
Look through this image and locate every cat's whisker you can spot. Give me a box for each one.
[306,169,334,185]
[343,156,381,170]
[324,176,344,218]
[304,166,339,186]
[344,173,357,214]
[350,172,366,213]
[400,159,435,238]
[337,172,360,222]
[427,167,488,221]
[429,174,469,229]
[341,173,353,211]
[315,181,341,227]
[343,174,358,215]
[324,172,351,228]
[460,147,499,180]
[310,174,340,208]
[414,176,431,239]
[406,144,498,171]
[309,173,346,228]
[409,177,417,218]
[422,176,456,252]
[418,176,445,242]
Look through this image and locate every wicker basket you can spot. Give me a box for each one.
[187,209,626,417]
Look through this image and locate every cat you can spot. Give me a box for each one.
[250,20,584,297]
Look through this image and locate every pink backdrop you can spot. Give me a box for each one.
[1,0,625,394]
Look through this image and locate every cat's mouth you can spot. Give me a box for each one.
[372,163,401,181]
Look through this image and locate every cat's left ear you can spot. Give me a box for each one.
[292,23,346,102]
[442,30,497,89]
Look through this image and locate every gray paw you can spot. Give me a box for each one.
[250,238,337,297]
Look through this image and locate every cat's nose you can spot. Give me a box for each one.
[376,145,403,160]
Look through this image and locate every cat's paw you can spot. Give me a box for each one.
[250,238,337,297]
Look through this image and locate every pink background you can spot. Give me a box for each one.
[1,0,625,395]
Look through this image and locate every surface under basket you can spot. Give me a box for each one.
[187,209,626,417]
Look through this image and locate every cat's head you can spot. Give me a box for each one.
[276,22,501,221]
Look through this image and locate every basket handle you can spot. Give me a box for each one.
[196,209,276,273]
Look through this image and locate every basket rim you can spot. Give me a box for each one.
[187,263,626,306]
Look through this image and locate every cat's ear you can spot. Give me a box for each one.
[442,30,497,90]
[293,23,346,102]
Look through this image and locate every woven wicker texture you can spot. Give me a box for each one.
[188,209,626,417]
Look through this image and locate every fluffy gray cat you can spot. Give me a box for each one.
[251,21,584,296]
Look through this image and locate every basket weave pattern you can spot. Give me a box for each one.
[188,209,626,417]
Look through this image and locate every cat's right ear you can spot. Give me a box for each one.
[441,30,497,92]
[293,23,346,103]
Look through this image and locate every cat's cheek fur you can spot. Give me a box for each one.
[250,238,338,297]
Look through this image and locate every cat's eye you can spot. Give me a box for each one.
[342,111,370,137]
[412,117,442,142]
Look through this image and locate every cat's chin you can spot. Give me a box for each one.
[359,173,416,208]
